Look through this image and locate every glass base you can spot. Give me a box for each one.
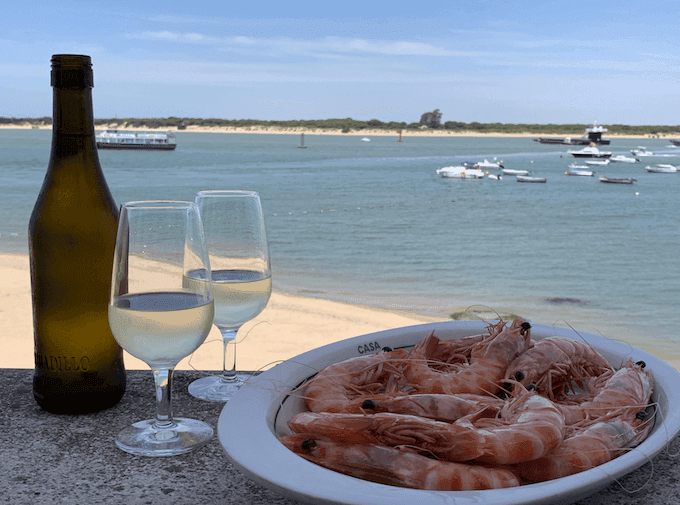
[188,374,249,402]
[115,418,213,457]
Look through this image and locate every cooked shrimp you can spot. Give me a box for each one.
[556,358,653,425]
[404,318,532,395]
[360,392,502,422]
[504,335,614,400]
[516,416,651,482]
[288,384,565,465]
[279,434,521,490]
[303,347,409,413]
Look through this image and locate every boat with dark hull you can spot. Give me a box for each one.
[599,176,636,185]
[533,123,610,145]
[95,129,177,150]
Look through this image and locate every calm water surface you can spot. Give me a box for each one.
[2,129,679,359]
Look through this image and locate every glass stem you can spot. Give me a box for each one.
[152,368,175,428]
[220,329,240,381]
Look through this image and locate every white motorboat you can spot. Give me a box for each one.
[646,164,678,173]
[501,168,531,176]
[565,168,595,176]
[610,155,639,163]
[438,166,485,179]
[567,145,612,158]
[487,173,502,180]
[630,147,655,157]
[584,159,610,166]
[569,163,589,169]
[477,158,504,169]
[361,137,371,142]
[516,175,546,183]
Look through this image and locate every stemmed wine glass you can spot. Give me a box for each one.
[108,201,215,456]
[186,190,272,402]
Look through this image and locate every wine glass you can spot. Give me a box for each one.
[108,201,215,456]
[187,190,272,402]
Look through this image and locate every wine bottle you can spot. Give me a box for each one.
[28,54,126,414]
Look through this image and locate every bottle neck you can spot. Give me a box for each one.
[52,87,96,138]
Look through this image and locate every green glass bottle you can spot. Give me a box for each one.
[28,55,126,414]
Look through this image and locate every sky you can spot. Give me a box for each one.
[2,0,679,125]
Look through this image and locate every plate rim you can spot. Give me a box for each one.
[218,320,680,505]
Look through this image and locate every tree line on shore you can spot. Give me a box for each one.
[2,115,679,136]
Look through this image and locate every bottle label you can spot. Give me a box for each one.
[35,353,90,372]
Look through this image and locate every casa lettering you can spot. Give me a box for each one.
[35,353,90,371]
[357,341,382,354]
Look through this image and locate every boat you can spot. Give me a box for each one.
[501,168,531,176]
[670,139,680,147]
[584,159,610,166]
[567,144,612,158]
[516,175,546,183]
[599,176,636,184]
[298,133,307,149]
[437,166,485,179]
[565,168,595,176]
[477,158,504,169]
[487,173,502,180]
[645,164,678,173]
[610,155,639,163]
[361,137,371,142]
[95,129,176,150]
[630,147,655,157]
[533,123,610,145]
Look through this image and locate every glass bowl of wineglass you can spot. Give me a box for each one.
[108,200,215,456]
[185,190,272,402]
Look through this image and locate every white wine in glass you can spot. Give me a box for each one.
[186,190,271,402]
[109,201,215,456]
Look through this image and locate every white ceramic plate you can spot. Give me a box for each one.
[218,321,680,505]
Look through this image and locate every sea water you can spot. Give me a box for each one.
[2,129,679,360]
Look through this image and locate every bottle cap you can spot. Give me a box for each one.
[51,54,94,88]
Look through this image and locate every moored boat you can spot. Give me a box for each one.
[477,158,504,169]
[645,164,678,173]
[630,147,655,157]
[565,168,595,176]
[568,144,612,158]
[516,175,546,183]
[95,129,177,150]
[533,123,610,145]
[599,176,636,184]
[584,159,610,166]
[610,155,640,163]
[436,165,485,179]
[501,168,531,176]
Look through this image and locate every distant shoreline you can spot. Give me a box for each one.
[0,123,670,140]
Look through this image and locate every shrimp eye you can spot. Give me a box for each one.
[514,371,525,382]
[362,399,376,410]
[382,346,393,352]
[636,360,646,369]
[301,438,317,450]
[520,322,531,335]
[636,411,648,420]
[527,383,536,391]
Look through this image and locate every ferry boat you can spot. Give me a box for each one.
[533,123,610,145]
[95,129,177,150]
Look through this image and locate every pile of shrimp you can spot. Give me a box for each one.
[278,317,655,491]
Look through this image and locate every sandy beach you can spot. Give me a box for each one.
[5,252,680,374]
[0,123,669,139]
[0,253,444,372]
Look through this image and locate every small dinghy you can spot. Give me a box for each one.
[599,176,636,184]
[516,175,546,183]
